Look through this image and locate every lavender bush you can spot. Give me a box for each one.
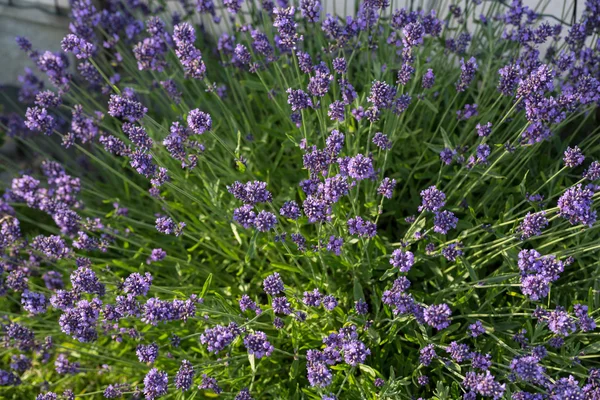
[1,0,600,398]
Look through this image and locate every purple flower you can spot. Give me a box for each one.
[456,57,478,92]
[155,216,186,236]
[424,303,452,330]
[37,51,70,88]
[510,355,545,383]
[393,95,412,116]
[273,7,300,50]
[332,57,346,74]
[143,368,168,400]
[229,181,273,205]
[286,88,313,111]
[280,201,301,219]
[233,44,251,65]
[36,393,58,400]
[263,272,284,295]
[418,186,446,212]
[372,132,391,150]
[419,344,436,366]
[469,320,486,337]
[476,122,492,137]
[548,376,582,398]
[402,22,424,47]
[244,331,274,358]
[368,81,396,109]
[498,64,521,96]
[71,266,105,296]
[326,236,343,255]
[442,242,463,261]
[328,100,345,122]
[15,36,32,52]
[173,23,206,79]
[339,79,357,105]
[547,307,576,336]
[584,161,600,180]
[35,90,62,108]
[303,289,322,306]
[308,68,332,97]
[160,80,182,104]
[390,249,414,272]
[100,135,130,156]
[122,123,152,151]
[300,0,321,22]
[471,352,492,371]
[355,299,369,315]
[272,296,292,314]
[147,248,166,264]
[175,360,194,391]
[518,211,548,239]
[199,374,222,393]
[54,354,78,374]
[440,148,455,165]
[136,343,159,363]
[303,196,331,223]
[32,235,72,260]
[21,290,48,315]
[517,64,554,100]
[25,107,56,135]
[456,103,478,120]
[574,304,596,332]
[239,294,260,313]
[254,210,277,232]
[322,295,338,311]
[123,272,153,296]
[433,210,458,234]
[447,341,471,362]
[61,34,94,59]
[557,184,596,227]
[347,216,377,238]
[342,339,370,366]
[235,388,254,400]
[107,95,147,122]
[377,177,396,199]
[187,109,212,134]
[347,154,374,180]
[224,0,243,13]
[200,323,240,353]
[564,146,585,167]
[233,205,256,228]
[396,62,414,86]
[422,69,435,89]
[59,298,102,342]
[307,359,332,387]
[297,52,312,73]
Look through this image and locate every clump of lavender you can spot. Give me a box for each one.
[6,0,600,398]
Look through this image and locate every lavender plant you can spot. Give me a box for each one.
[1,0,600,398]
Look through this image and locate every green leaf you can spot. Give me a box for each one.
[421,98,439,114]
[200,273,212,298]
[519,170,529,198]
[353,279,365,301]
[440,127,453,149]
[359,364,377,378]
